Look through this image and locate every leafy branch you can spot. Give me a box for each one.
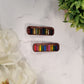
[58,0,84,31]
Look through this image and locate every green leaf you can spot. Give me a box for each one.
[80,18,84,23]
[80,13,84,19]
[69,14,74,20]
[76,27,81,31]
[75,15,79,26]
[75,1,81,9]
[70,1,81,9]
[64,12,69,21]
[58,0,84,31]
[63,20,68,23]
[81,0,84,10]
[70,23,75,27]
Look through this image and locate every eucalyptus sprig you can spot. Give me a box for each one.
[58,0,84,31]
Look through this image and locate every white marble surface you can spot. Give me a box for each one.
[0,0,84,84]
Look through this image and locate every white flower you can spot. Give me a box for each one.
[0,59,37,84]
[0,29,22,65]
[0,29,37,84]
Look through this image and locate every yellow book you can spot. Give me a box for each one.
[33,28,36,34]
[50,44,53,51]
[39,45,41,51]
[46,29,48,35]
[39,29,40,35]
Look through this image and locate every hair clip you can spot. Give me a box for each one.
[33,43,59,52]
[27,26,54,35]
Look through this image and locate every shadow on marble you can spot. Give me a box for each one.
[82,38,84,59]
[82,38,84,84]
[37,75,44,84]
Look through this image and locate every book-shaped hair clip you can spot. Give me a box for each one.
[33,43,59,52]
[27,26,54,35]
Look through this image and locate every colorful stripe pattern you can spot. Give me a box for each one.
[27,26,54,35]
[33,43,59,52]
